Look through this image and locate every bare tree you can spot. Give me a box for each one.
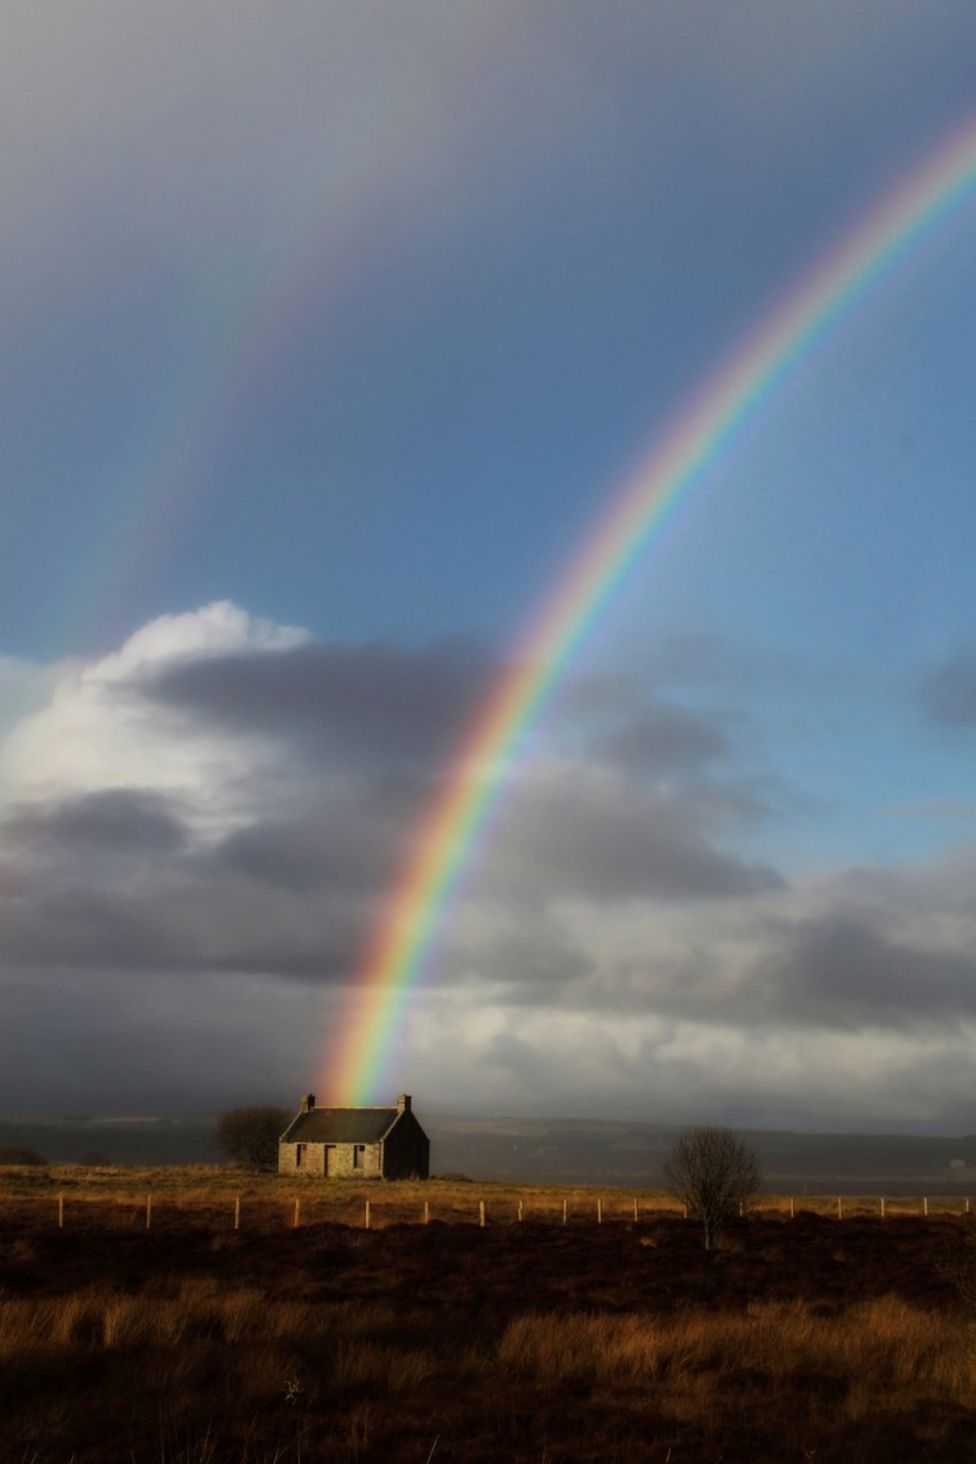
[664,1127,761,1250]
[216,1107,291,1171]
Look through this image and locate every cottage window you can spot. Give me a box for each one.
[353,1144,365,1169]
[295,1143,305,1168]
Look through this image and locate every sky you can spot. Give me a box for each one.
[3,0,976,1130]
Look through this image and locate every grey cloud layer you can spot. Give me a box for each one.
[747,914,976,1029]
[5,616,976,1123]
[0,633,780,985]
[143,640,496,767]
[9,789,187,855]
[478,769,782,903]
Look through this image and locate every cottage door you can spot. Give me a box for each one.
[324,1144,335,1176]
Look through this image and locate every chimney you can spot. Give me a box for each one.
[396,1093,411,1113]
[301,1093,315,1113]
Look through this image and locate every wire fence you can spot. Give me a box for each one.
[1,1190,973,1233]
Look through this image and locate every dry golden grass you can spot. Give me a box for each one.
[1,1163,971,1228]
[3,1197,976,1461]
[2,1280,973,1429]
[2,1280,971,1395]
[497,1297,975,1409]
[0,1165,685,1231]
[0,1283,415,1360]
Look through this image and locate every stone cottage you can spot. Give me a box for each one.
[278,1092,430,1179]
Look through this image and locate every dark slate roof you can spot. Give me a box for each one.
[281,1107,398,1144]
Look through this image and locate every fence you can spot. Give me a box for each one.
[2,1190,974,1233]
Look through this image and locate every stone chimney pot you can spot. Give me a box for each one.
[302,1093,315,1113]
[397,1093,411,1113]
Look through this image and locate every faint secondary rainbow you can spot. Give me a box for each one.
[324,113,976,1105]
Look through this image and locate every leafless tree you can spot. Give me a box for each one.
[216,1106,291,1171]
[664,1127,761,1250]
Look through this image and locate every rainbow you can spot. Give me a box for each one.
[323,113,976,1105]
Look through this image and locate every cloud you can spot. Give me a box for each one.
[477,762,783,904]
[0,603,786,988]
[9,788,187,855]
[588,702,731,773]
[4,602,976,1125]
[392,982,976,1129]
[144,636,496,770]
[920,645,976,727]
[0,603,308,827]
[743,911,976,1030]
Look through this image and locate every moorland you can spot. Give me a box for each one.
[2,1167,976,1462]
[5,1114,976,1191]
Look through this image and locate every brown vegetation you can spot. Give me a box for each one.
[1,1169,976,1461]
[664,1126,761,1249]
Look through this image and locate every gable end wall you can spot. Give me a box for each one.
[381,1110,430,1179]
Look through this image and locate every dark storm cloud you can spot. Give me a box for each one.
[0,883,183,970]
[920,646,976,726]
[0,764,783,985]
[210,784,416,897]
[0,966,325,1114]
[0,785,387,977]
[144,640,497,767]
[217,820,362,893]
[0,861,370,980]
[7,789,187,854]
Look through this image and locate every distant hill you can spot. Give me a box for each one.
[3,1112,976,1193]
[425,1116,976,1194]
[0,1116,221,1167]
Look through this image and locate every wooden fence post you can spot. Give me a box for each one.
[145,1194,152,1230]
[923,1196,929,1217]
[682,1203,688,1219]
[633,1197,639,1223]
[517,1199,523,1223]
[364,1199,370,1230]
[562,1198,567,1226]
[597,1198,603,1224]
[789,1196,795,1219]
[479,1200,485,1228]
[880,1197,885,1221]
[293,1198,301,1229]
[58,1194,64,1230]
[234,1196,240,1231]
[423,1199,429,1225]
[837,1196,842,1220]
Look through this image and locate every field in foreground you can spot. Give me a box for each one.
[3,1172,976,1462]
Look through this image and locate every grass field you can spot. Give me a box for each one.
[1,1163,970,1224]
[3,1165,976,1462]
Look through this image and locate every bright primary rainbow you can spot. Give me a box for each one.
[323,113,976,1105]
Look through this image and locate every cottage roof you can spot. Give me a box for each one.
[282,1107,399,1144]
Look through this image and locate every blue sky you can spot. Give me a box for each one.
[3,1,976,1126]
